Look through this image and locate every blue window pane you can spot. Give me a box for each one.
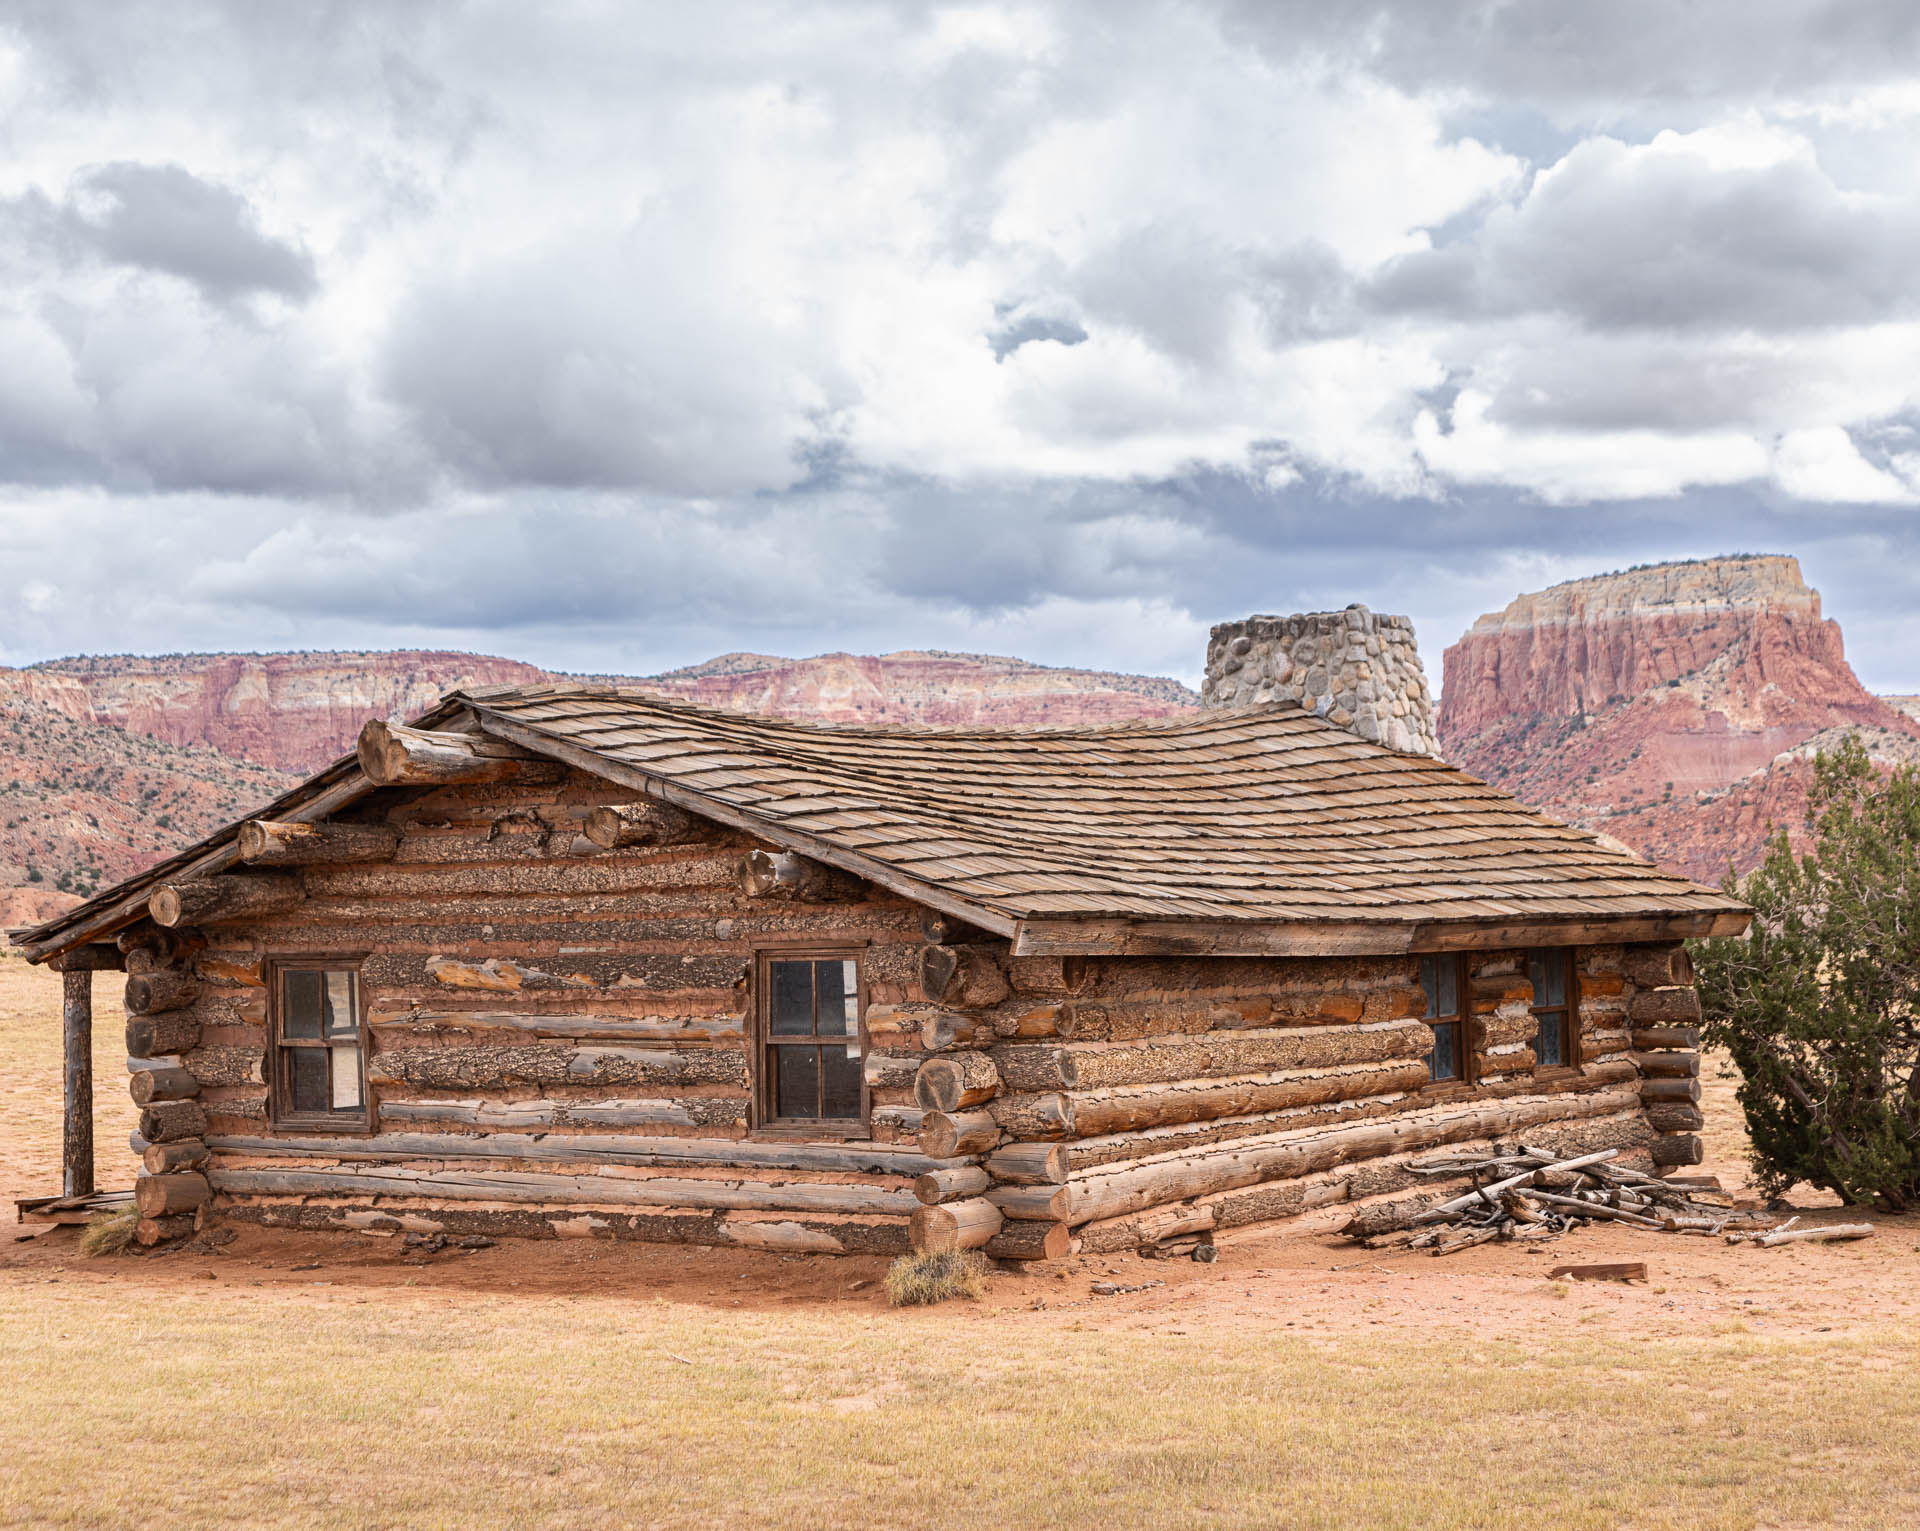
[1536,1014,1567,1067]
[1428,1020,1461,1081]
[1421,956,1458,1019]
[1529,950,1567,1007]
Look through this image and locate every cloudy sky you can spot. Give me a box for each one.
[2,1,1918,691]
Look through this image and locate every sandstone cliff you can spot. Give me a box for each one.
[1440,556,1920,883]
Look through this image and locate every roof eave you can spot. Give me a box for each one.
[1010,907,1753,958]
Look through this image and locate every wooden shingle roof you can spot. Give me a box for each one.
[458,685,1748,956]
[11,685,1748,963]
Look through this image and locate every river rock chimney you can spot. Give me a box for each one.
[1202,604,1440,756]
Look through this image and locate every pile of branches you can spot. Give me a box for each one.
[1341,1146,1775,1255]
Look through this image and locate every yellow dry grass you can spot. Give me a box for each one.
[0,953,139,1204]
[3,1282,1918,1531]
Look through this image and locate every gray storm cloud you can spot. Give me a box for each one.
[0,1,1915,692]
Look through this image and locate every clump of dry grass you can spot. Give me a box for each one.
[77,1204,138,1258]
[885,1249,988,1307]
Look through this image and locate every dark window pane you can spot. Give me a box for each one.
[1428,1020,1460,1081]
[1529,949,1567,1008]
[821,1044,862,1118]
[322,972,357,1037]
[329,1044,363,1109]
[288,1047,328,1113]
[1536,1012,1567,1067]
[283,971,324,1039]
[815,960,855,1037]
[1421,955,1457,1019]
[774,1045,820,1118]
[770,962,814,1035]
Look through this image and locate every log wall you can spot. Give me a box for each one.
[117,764,1707,1260]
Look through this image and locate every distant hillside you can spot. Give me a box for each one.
[5,646,1197,922]
[0,683,296,929]
[1439,556,1920,883]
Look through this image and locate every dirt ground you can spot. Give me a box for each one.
[3,953,1911,1341]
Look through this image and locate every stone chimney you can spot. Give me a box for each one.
[1202,604,1440,756]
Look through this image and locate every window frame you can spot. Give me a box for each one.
[750,943,870,1140]
[264,954,374,1135]
[1417,951,1474,1089]
[1526,946,1581,1074]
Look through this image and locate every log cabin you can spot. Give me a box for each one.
[9,683,1749,1257]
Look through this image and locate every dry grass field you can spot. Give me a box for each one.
[5,953,1920,1531]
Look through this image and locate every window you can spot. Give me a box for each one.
[1419,953,1469,1082]
[269,962,370,1129]
[1528,948,1577,1069]
[757,953,865,1129]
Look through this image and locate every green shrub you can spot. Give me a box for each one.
[885,1249,989,1307]
[1692,735,1920,1210]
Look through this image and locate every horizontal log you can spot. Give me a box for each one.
[1002,1020,1433,1093]
[139,1100,208,1143]
[1135,1204,1216,1245]
[583,802,708,850]
[126,1013,202,1059]
[988,1184,1071,1221]
[210,1128,960,1176]
[986,1093,1072,1139]
[914,1053,1001,1113]
[908,1197,1002,1253]
[180,1046,263,1088]
[982,1219,1070,1261]
[238,819,400,866]
[135,1215,196,1247]
[370,1009,742,1044]
[993,1059,1431,1141]
[920,945,1011,1008]
[919,1008,994,1052]
[1640,1077,1701,1104]
[738,849,864,903]
[150,874,304,929]
[865,1053,920,1092]
[143,1139,209,1174]
[124,970,199,1017]
[46,942,125,973]
[1632,1050,1700,1079]
[918,1110,1001,1159]
[135,1172,210,1217]
[1629,988,1702,1025]
[1063,1086,1644,1227]
[366,1044,748,1092]
[1621,945,1693,989]
[1644,1103,1705,1133]
[210,1163,919,1217]
[371,1096,747,1132]
[1631,1026,1701,1052]
[1751,1223,1873,1247]
[985,1142,1069,1185]
[915,1166,992,1205]
[358,720,565,787]
[128,1067,199,1106]
[1651,1134,1704,1167]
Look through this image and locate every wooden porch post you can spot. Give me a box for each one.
[62,968,94,1198]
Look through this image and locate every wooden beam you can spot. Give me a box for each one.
[62,970,93,1198]
[124,971,198,1017]
[1010,909,1751,958]
[738,849,865,903]
[150,874,304,929]
[237,819,399,866]
[582,802,707,850]
[47,944,124,974]
[909,1197,1002,1253]
[357,719,566,787]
